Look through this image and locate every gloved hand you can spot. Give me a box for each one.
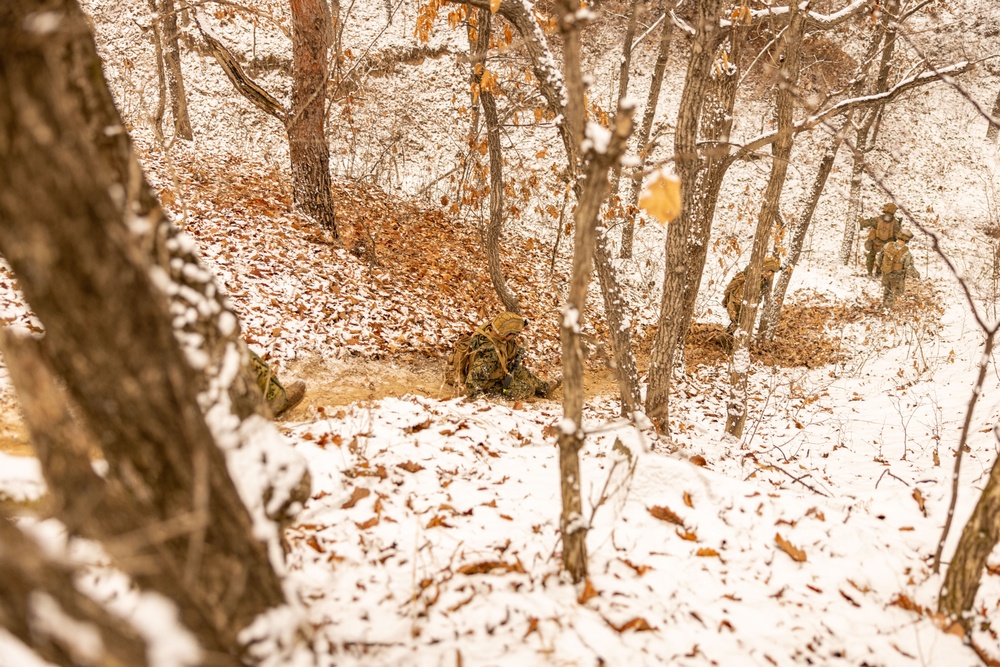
[502,374,513,390]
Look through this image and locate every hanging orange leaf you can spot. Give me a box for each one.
[775,533,807,562]
[490,0,501,13]
[639,171,682,224]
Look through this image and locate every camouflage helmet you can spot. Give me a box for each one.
[882,202,898,215]
[762,257,780,272]
[492,311,528,337]
[897,228,914,241]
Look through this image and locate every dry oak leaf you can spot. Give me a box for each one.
[696,548,721,558]
[341,486,371,509]
[397,461,425,473]
[649,505,685,526]
[775,533,807,562]
[639,171,682,224]
[457,560,525,575]
[578,577,599,604]
[912,488,928,516]
[610,617,654,633]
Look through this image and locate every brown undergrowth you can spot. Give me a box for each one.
[680,284,944,372]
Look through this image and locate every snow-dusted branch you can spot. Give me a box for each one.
[721,60,975,168]
[193,9,286,121]
[727,0,875,30]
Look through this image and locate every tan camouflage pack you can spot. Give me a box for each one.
[881,242,906,274]
[873,217,896,242]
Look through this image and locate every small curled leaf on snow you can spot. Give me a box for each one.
[775,533,807,562]
[648,504,685,526]
[639,171,682,224]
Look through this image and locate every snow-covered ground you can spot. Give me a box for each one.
[2,0,1000,665]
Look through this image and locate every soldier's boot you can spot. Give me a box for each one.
[269,380,306,418]
[539,376,562,398]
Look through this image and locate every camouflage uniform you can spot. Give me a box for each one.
[877,229,919,307]
[249,349,306,417]
[859,202,902,277]
[722,257,780,334]
[464,312,554,400]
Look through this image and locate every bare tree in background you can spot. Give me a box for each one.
[0,1,312,662]
[619,0,675,260]
[469,6,521,313]
[725,2,806,438]
[838,0,900,265]
[155,0,193,140]
[645,0,733,422]
[198,0,339,234]
[986,86,1000,143]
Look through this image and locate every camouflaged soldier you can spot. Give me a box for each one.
[877,228,919,307]
[859,202,902,277]
[249,349,306,418]
[722,257,780,334]
[461,312,558,400]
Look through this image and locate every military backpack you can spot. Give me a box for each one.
[881,242,907,274]
[873,217,896,242]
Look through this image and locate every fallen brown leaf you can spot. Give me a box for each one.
[775,533,807,562]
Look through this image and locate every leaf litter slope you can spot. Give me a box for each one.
[1,2,998,665]
[145,146,992,666]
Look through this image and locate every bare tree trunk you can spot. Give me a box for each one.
[592,0,642,416]
[620,1,675,259]
[0,514,155,667]
[986,86,1000,142]
[645,0,729,421]
[840,0,899,264]
[161,0,194,140]
[289,0,338,233]
[759,121,848,341]
[0,1,307,659]
[472,7,520,313]
[725,3,806,438]
[938,332,1000,628]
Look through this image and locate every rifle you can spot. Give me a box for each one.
[502,348,525,390]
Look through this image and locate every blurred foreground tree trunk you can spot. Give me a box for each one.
[197,0,338,234]
[0,1,311,662]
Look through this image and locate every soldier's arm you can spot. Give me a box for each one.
[465,345,500,397]
[859,217,874,229]
[904,252,920,279]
